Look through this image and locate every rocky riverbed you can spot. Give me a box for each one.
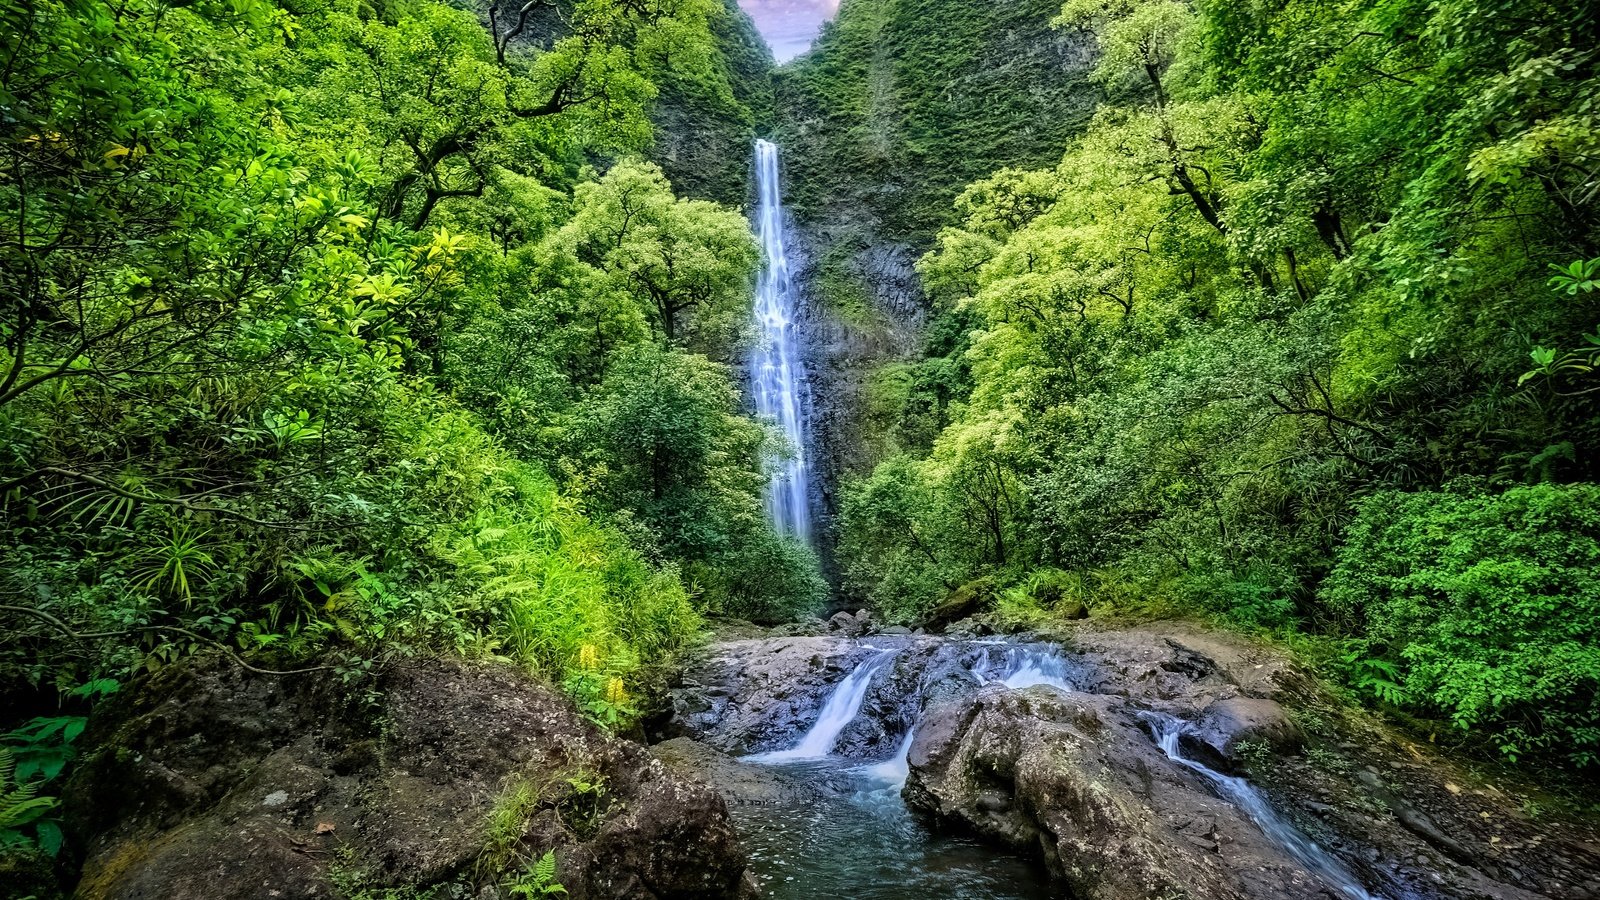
[652,619,1600,900]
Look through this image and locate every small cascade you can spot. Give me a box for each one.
[998,645,1074,691]
[863,728,915,789]
[749,652,891,762]
[1144,713,1379,900]
[750,139,812,545]
[969,643,1076,692]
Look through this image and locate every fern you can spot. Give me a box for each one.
[0,748,60,852]
[1344,654,1409,707]
[505,850,566,897]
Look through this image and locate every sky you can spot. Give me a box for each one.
[736,0,840,62]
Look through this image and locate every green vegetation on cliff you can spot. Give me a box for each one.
[838,0,1600,768]
[776,0,1098,237]
[650,0,777,204]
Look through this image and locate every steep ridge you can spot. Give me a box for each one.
[649,0,776,205]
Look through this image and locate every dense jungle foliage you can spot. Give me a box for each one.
[835,0,1600,769]
[0,0,825,851]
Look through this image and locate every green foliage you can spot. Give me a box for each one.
[774,0,1098,237]
[0,0,814,742]
[836,0,1600,775]
[479,778,543,878]
[506,851,566,897]
[1322,484,1600,767]
[0,748,59,856]
[568,347,825,621]
[551,160,759,346]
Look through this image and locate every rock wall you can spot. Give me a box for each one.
[649,0,776,207]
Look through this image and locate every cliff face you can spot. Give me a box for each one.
[772,0,1098,581]
[776,0,1097,238]
[649,0,777,206]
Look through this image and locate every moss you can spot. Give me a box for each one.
[0,846,64,900]
[648,0,775,204]
[814,250,887,331]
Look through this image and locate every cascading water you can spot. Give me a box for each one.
[862,728,915,789]
[967,642,1077,692]
[1144,712,1379,900]
[750,139,812,544]
[747,652,892,762]
[736,642,1049,899]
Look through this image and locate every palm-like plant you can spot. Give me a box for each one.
[128,522,218,602]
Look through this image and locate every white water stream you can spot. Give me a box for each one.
[1145,712,1379,900]
[747,651,892,762]
[750,139,813,544]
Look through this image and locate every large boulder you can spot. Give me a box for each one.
[64,659,755,900]
[921,579,996,633]
[650,738,830,806]
[904,685,1339,900]
[1181,696,1305,773]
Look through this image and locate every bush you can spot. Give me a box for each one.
[698,531,828,624]
[1321,483,1600,767]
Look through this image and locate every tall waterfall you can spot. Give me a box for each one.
[751,139,813,545]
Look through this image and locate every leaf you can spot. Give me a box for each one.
[35,820,63,856]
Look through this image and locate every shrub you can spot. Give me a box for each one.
[700,531,828,625]
[1321,483,1600,767]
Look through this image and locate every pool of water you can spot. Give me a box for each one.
[727,759,1053,900]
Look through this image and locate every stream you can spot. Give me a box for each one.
[732,643,1065,899]
[695,636,1385,899]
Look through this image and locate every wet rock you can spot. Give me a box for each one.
[655,636,883,754]
[905,686,1336,899]
[942,617,994,637]
[663,625,1599,900]
[65,660,753,900]
[1181,696,1304,772]
[880,625,913,635]
[822,609,873,636]
[651,738,835,806]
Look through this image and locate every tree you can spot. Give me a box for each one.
[554,160,758,345]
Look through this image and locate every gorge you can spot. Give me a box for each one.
[2,0,1597,896]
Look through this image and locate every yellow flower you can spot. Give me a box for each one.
[604,677,627,706]
[577,644,598,671]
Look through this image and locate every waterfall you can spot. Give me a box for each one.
[749,652,890,762]
[750,139,813,545]
[1144,713,1378,900]
[863,727,915,789]
[997,645,1075,691]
